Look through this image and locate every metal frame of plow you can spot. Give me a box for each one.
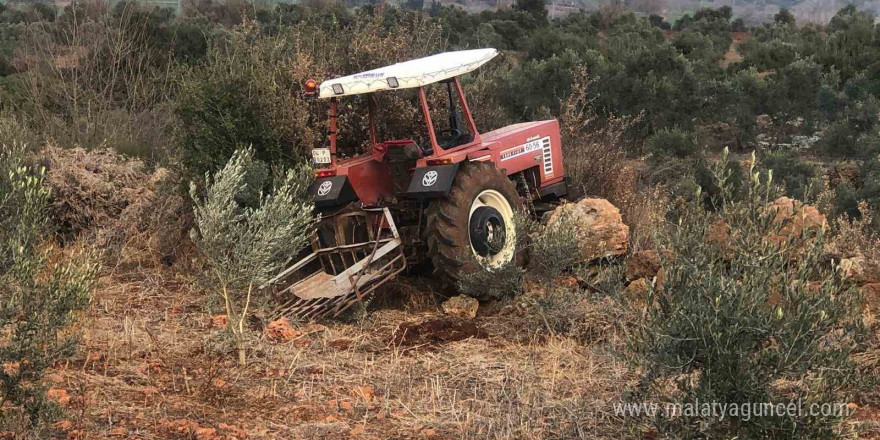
[262,207,406,320]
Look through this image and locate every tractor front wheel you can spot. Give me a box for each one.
[425,162,522,291]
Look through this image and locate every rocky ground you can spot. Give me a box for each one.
[43,267,638,440]
[26,148,880,440]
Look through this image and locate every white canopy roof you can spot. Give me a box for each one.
[318,48,498,99]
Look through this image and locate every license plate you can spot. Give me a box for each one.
[312,148,331,164]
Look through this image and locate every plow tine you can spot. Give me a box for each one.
[265,208,406,321]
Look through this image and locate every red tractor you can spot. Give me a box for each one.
[264,48,567,319]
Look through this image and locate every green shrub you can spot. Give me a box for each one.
[529,210,581,280]
[0,144,99,430]
[649,128,698,158]
[636,150,867,439]
[456,259,525,301]
[190,147,314,365]
[761,151,821,202]
[173,25,312,180]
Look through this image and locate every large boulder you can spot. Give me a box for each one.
[766,197,826,244]
[622,278,651,308]
[546,198,629,263]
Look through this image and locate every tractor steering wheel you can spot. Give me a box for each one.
[436,128,462,138]
[435,128,462,148]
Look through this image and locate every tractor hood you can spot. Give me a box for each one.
[317,48,498,98]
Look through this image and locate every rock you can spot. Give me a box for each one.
[195,427,218,440]
[210,314,227,329]
[264,317,302,342]
[47,388,70,406]
[329,338,354,350]
[828,161,860,188]
[441,295,479,319]
[766,197,826,244]
[625,250,662,280]
[304,323,328,334]
[2,361,19,376]
[53,420,74,431]
[352,385,376,404]
[546,198,629,262]
[623,278,652,306]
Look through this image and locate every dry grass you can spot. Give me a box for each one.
[831,201,880,261]
[39,265,638,440]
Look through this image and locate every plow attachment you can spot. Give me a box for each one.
[262,207,406,320]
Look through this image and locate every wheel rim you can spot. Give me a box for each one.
[468,189,516,268]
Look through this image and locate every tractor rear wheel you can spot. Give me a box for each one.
[425,162,523,291]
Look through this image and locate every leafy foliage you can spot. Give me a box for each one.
[528,211,581,280]
[189,147,314,364]
[649,128,697,158]
[637,150,866,439]
[0,144,99,429]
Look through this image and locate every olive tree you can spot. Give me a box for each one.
[0,143,99,429]
[637,150,866,439]
[190,147,314,365]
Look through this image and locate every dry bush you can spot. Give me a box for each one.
[19,2,176,156]
[558,68,636,201]
[831,203,880,380]
[611,168,669,252]
[41,146,191,269]
[830,201,880,261]
[559,68,667,251]
[42,146,149,238]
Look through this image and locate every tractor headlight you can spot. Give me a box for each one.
[332,84,344,95]
[387,77,399,88]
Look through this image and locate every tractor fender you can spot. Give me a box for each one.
[309,175,358,208]
[404,163,460,198]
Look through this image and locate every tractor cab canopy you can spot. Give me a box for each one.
[316,48,498,98]
[309,49,498,161]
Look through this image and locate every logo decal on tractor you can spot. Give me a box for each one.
[422,170,439,187]
[500,136,551,162]
[317,180,333,196]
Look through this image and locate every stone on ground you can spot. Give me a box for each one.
[546,198,629,263]
[625,250,662,281]
[441,295,479,319]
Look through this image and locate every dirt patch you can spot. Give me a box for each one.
[390,318,488,347]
